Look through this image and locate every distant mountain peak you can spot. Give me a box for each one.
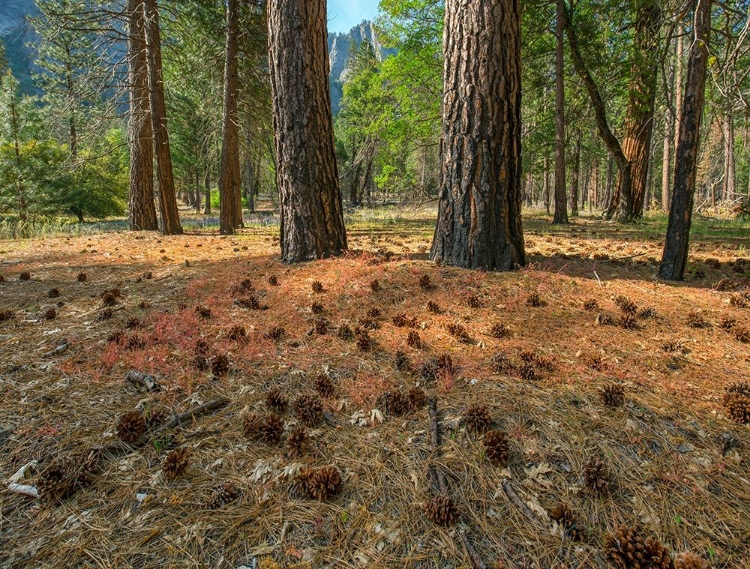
[327,20,396,114]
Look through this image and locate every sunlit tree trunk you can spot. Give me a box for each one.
[570,131,581,216]
[553,0,568,224]
[127,0,158,231]
[144,0,182,235]
[430,0,525,270]
[219,0,242,234]
[722,112,736,202]
[268,0,348,262]
[619,0,661,219]
[659,0,711,281]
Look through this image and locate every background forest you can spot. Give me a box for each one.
[0,0,748,230]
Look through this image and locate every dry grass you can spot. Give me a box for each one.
[0,210,748,568]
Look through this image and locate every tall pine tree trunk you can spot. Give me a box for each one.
[659,0,711,281]
[430,0,525,270]
[204,168,211,214]
[570,131,581,216]
[268,0,347,262]
[144,0,182,235]
[722,112,735,201]
[619,0,661,219]
[219,0,242,234]
[553,0,568,224]
[127,0,158,231]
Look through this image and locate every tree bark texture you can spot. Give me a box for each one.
[268,0,348,263]
[127,0,158,231]
[659,0,711,281]
[220,0,243,234]
[553,0,568,224]
[144,0,182,235]
[619,0,661,219]
[430,0,525,270]
[722,112,735,201]
[570,131,581,216]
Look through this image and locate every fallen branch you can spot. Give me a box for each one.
[7,483,39,499]
[125,370,161,392]
[96,397,230,459]
[501,479,542,526]
[427,397,485,569]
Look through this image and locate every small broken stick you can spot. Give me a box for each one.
[125,370,161,392]
[427,397,487,569]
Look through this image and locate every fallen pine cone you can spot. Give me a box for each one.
[423,494,459,526]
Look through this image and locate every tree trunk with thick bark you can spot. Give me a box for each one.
[543,155,551,214]
[570,131,581,216]
[659,0,711,281]
[204,169,211,214]
[553,0,568,224]
[219,0,242,234]
[722,112,735,201]
[268,0,348,263]
[619,0,661,219]
[144,0,182,235]
[127,0,158,231]
[430,0,525,270]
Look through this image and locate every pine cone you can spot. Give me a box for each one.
[615,296,638,315]
[266,326,286,341]
[526,292,545,307]
[446,322,470,341]
[287,425,308,458]
[38,456,77,501]
[293,394,324,426]
[583,299,599,311]
[645,536,672,569]
[734,326,749,343]
[268,275,279,286]
[596,313,614,326]
[227,325,246,340]
[337,323,354,341]
[311,280,324,293]
[490,322,510,338]
[724,392,750,424]
[517,360,537,381]
[484,430,509,467]
[490,352,513,374]
[296,465,342,500]
[584,456,608,494]
[550,502,585,541]
[205,481,239,509]
[605,526,648,568]
[419,274,431,290]
[195,305,211,318]
[369,279,380,292]
[77,272,87,282]
[311,301,324,314]
[437,353,455,375]
[117,411,146,443]
[211,354,229,377]
[674,552,709,569]
[266,387,289,413]
[408,387,426,409]
[467,295,481,308]
[427,300,441,313]
[314,317,328,335]
[162,448,190,480]
[377,389,411,416]
[600,384,625,408]
[394,350,410,371]
[619,313,638,330]
[315,375,335,398]
[423,494,460,526]
[406,330,422,348]
[463,404,492,434]
[355,328,372,351]
[687,312,709,328]
[419,358,439,382]
[193,355,210,371]
[244,412,284,444]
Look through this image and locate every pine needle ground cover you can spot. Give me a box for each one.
[0,209,748,568]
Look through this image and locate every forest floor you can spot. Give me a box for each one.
[0,207,749,569]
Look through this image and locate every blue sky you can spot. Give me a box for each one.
[327,0,380,33]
